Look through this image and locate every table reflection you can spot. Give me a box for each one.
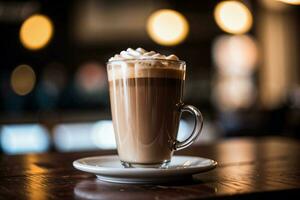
[74,178,216,200]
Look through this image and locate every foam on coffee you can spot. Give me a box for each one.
[108,48,185,81]
[109,47,179,61]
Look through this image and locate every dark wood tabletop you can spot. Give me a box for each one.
[0,136,300,200]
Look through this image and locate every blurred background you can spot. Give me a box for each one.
[0,0,299,155]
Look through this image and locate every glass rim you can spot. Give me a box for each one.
[107,58,186,65]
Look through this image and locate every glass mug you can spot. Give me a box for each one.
[107,59,203,168]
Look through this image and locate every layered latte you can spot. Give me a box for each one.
[107,48,185,166]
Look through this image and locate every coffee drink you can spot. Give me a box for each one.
[107,48,203,167]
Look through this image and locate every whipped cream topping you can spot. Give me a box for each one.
[109,48,179,61]
[107,48,185,81]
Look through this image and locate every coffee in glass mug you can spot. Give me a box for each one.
[107,48,203,168]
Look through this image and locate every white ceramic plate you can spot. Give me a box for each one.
[73,155,217,184]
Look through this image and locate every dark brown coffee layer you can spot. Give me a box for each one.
[109,77,184,164]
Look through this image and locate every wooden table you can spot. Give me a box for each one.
[0,136,300,199]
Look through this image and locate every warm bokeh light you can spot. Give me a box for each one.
[213,76,256,111]
[212,34,258,76]
[261,0,289,10]
[20,14,54,50]
[75,62,107,94]
[277,0,300,5]
[146,9,189,46]
[214,1,253,34]
[11,64,36,96]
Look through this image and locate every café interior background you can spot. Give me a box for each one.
[0,0,299,154]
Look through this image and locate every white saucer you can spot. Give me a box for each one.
[73,155,217,184]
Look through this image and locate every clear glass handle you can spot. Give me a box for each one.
[173,104,203,151]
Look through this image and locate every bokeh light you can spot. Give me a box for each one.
[53,121,117,152]
[91,120,116,149]
[213,76,256,111]
[53,123,98,152]
[212,34,258,76]
[146,9,189,46]
[75,61,107,94]
[277,0,300,5]
[11,64,36,96]
[214,1,253,34]
[20,14,54,50]
[1,124,49,154]
[261,0,289,10]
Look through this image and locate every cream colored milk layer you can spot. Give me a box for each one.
[107,48,185,81]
